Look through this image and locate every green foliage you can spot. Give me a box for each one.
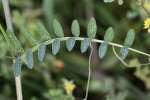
[120,46,129,59]
[120,29,135,59]
[5,30,24,55]
[36,21,51,40]
[135,66,150,89]
[99,42,108,59]
[71,20,80,37]
[80,38,90,53]
[26,49,33,69]
[52,39,60,55]
[0,25,24,56]
[66,38,76,51]
[87,17,97,39]
[124,29,135,47]
[13,56,22,76]
[38,43,46,62]
[53,19,64,37]
[45,89,75,100]
[104,27,114,42]
[0,1,149,99]
[106,92,127,100]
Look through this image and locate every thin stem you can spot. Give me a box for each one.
[2,0,23,100]
[15,76,23,100]
[112,46,150,67]
[84,43,93,100]
[2,0,13,32]
[23,37,150,59]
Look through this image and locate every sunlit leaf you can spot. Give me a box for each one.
[128,58,140,67]
[104,27,114,42]
[38,43,46,62]
[87,17,97,38]
[98,42,108,58]
[80,38,90,53]
[66,37,76,51]
[53,19,64,37]
[124,29,135,47]
[0,24,10,45]
[120,46,129,59]
[5,29,24,56]
[52,39,60,55]
[36,21,51,39]
[26,49,33,69]
[71,20,80,37]
[13,56,22,76]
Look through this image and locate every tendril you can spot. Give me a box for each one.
[84,42,93,100]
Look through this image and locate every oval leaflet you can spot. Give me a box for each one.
[87,17,97,39]
[13,56,22,76]
[80,38,90,53]
[98,42,108,59]
[71,20,80,37]
[52,39,60,55]
[26,49,34,69]
[38,43,46,62]
[66,37,76,51]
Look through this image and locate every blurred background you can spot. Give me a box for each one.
[0,0,150,100]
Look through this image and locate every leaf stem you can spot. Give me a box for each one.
[2,0,23,100]
[84,43,93,100]
[15,76,23,100]
[23,37,150,58]
[112,46,150,67]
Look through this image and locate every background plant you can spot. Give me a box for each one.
[0,0,150,100]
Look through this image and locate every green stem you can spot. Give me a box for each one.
[23,37,150,58]
[84,43,93,100]
[2,0,23,100]
[112,46,150,67]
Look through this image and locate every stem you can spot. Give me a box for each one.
[2,0,23,100]
[15,76,23,100]
[2,0,13,32]
[112,46,150,67]
[84,43,93,100]
[24,37,150,58]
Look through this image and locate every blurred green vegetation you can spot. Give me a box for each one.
[0,0,150,100]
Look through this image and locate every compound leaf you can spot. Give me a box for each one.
[80,38,90,53]
[38,43,46,62]
[66,37,76,51]
[98,42,108,59]
[52,39,60,55]
[71,20,80,37]
[87,17,97,38]
[53,19,64,37]
[104,27,114,42]
[26,49,33,69]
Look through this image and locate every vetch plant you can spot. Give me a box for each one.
[1,0,150,100]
